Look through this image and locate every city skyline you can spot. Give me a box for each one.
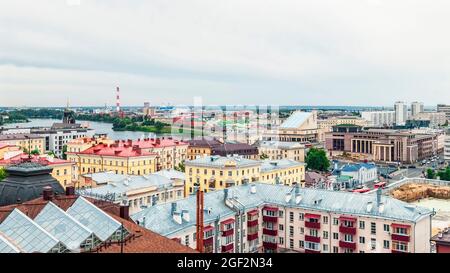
[1,0,450,107]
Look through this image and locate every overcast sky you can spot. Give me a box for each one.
[1,0,450,107]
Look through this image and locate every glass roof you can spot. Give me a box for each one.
[0,232,21,253]
[34,202,95,251]
[0,209,62,253]
[67,197,122,241]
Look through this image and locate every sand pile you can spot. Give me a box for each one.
[391,183,450,202]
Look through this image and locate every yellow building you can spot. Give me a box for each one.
[67,143,158,184]
[0,153,76,189]
[257,141,305,162]
[187,139,222,160]
[259,159,305,187]
[0,134,45,154]
[184,156,305,195]
[0,144,21,160]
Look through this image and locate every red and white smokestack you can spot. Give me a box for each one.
[116,86,121,112]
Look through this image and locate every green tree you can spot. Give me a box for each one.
[174,161,185,172]
[260,153,269,160]
[154,122,165,133]
[437,167,450,181]
[426,169,436,179]
[305,148,330,172]
[62,145,68,160]
[0,168,7,181]
[30,149,40,155]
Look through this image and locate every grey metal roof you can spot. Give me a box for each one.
[131,183,432,236]
[0,232,21,253]
[0,209,65,253]
[280,111,313,129]
[258,141,304,149]
[260,159,305,173]
[34,202,97,251]
[154,169,185,180]
[66,197,122,241]
[83,173,176,197]
[185,155,261,168]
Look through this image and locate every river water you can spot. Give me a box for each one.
[2,118,159,140]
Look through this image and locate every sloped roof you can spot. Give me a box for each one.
[280,111,313,129]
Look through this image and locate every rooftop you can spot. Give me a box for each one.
[280,111,313,129]
[0,153,73,166]
[185,155,261,168]
[131,183,432,236]
[70,143,157,158]
[0,134,44,141]
[260,159,305,173]
[257,141,304,149]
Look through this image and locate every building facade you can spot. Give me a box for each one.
[437,104,450,121]
[0,134,46,154]
[317,116,368,142]
[361,111,395,128]
[132,183,433,253]
[394,101,408,126]
[263,111,318,143]
[257,141,305,162]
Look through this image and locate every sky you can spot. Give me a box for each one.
[1,0,450,107]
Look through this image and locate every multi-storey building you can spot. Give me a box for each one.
[394,101,408,126]
[256,141,305,162]
[317,116,368,142]
[78,171,185,214]
[67,135,114,154]
[0,154,77,189]
[410,112,447,128]
[184,156,305,195]
[187,139,258,160]
[0,134,46,154]
[0,144,21,160]
[66,142,158,178]
[445,129,450,164]
[187,138,222,160]
[131,183,432,253]
[437,104,450,121]
[325,125,440,164]
[361,111,395,127]
[411,102,424,117]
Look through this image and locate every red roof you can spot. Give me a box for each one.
[0,153,73,166]
[128,138,188,149]
[71,143,157,157]
[0,194,196,253]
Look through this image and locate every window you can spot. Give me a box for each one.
[279,224,284,231]
[300,227,304,234]
[299,213,304,221]
[289,212,294,223]
[323,244,328,252]
[383,240,390,249]
[323,231,329,239]
[371,222,376,235]
[309,229,318,237]
[384,224,390,232]
[323,216,328,224]
[185,235,190,246]
[289,239,294,249]
[299,240,304,248]
[333,218,338,225]
[279,211,284,218]
[279,237,284,245]
[359,237,365,244]
[333,233,338,240]
[333,246,338,253]
[344,234,353,242]
[359,221,365,229]
[371,238,376,250]
[289,226,294,237]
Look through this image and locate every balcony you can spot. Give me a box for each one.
[263,241,278,250]
[304,249,320,254]
[263,228,278,236]
[222,243,234,252]
[305,221,321,229]
[222,229,234,237]
[339,240,356,250]
[339,226,357,235]
[305,235,321,243]
[391,249,408,253]
[392,234,410,242]
[247,219,258,227]
[263,215,278,223]
[247,233,258,241]
[204,237,214,245]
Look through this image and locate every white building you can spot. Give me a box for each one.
[361,111,395,127]
[394,101,408,126]
[445,130,450,163]
[411,102,424,117]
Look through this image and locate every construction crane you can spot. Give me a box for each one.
[196,186,204,253]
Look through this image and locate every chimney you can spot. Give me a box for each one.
[224,188,229,201]
[171,202,177,215]
[250,184,256,194]
[65,185,75,196]
[182,209,190,222]
[376,187,382,206]
[120,205,130,220]
[43,186,53,201]
[173,212,182,224]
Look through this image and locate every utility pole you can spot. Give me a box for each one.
[196,187,204,253]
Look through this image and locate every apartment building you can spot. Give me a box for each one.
[0,154,77,188]
[0,134,46,154]
[187,138,222,160]
[394,101,408,126]
[66,142,158,177]
[256,141,305,162]
[67,135,114,153]
[361,111,395,127]
[184,156,305,195]
[437,104,450,121]
[0,144,21,160]
[78,171,185,214]
[410,112,447,128]
[325,125,440,164]
[260,159,305,187]
[132,183,432,253]
[445,129,450,163]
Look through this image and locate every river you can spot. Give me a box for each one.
[2,118,160,140]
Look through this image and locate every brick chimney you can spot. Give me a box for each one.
[120,205,130,219]
[43,186,53,201]
[65,185,75,196]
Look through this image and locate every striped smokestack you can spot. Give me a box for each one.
[116,86,120,112]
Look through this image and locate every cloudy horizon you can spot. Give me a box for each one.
[1,0,450,107]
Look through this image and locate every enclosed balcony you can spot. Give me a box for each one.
[262,228,278,236]
[305,221,321,229]
[263,241,277,250]
[222,243,234,252]
[305,235,321,243]
[247,233,258,241]
[339,240,356,250]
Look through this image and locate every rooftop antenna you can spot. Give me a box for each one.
[116,86,121,113]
